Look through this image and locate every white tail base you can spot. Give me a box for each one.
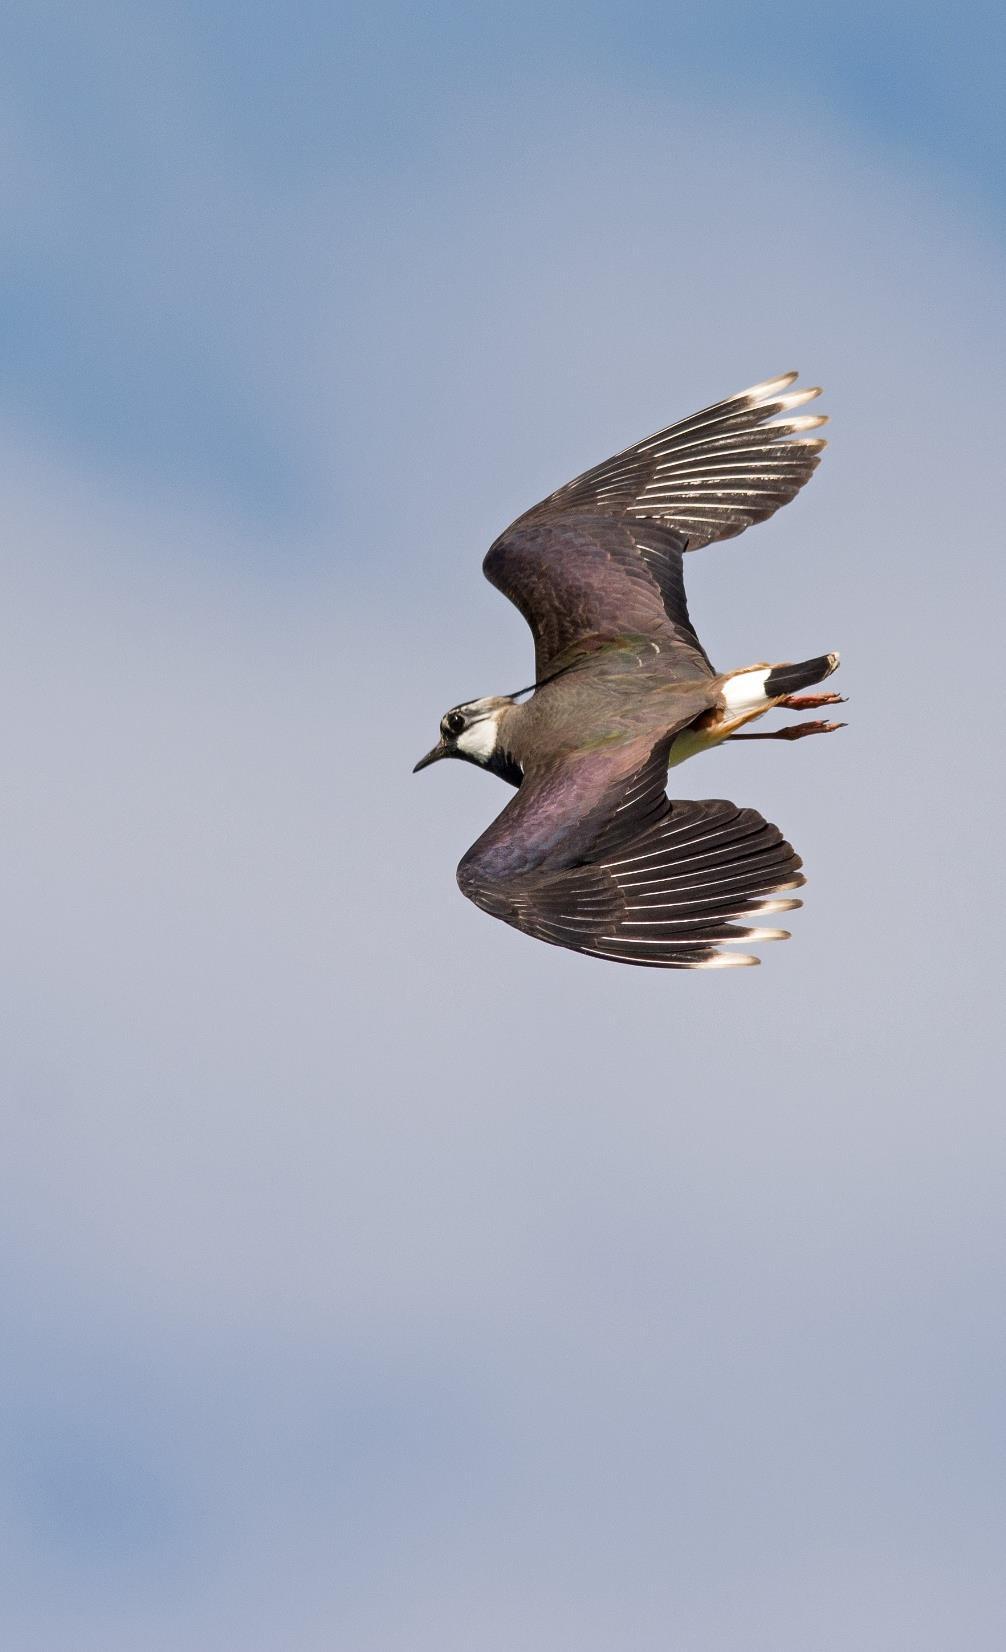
[722,667,772,713]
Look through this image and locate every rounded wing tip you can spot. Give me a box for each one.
[776,874,808,893]
[695,951,761,969]
[770,412,829,434]
[776,385,823,413]
[743,370,800,400]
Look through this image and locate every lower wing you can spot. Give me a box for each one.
[459,793,805,970]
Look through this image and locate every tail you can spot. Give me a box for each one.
[722,652,840,714]
[764,652,840,697]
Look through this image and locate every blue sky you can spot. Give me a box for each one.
[3,0,1003,519]
[1,4,1004,1648]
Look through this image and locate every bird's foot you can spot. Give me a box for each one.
[776,691,847,710]
[728,719,846,742]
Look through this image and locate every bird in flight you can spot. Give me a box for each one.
[414,372,845,969]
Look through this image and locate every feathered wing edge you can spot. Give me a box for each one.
[572,797,806,968]
[514,371,828,552]
[459,787,807,971]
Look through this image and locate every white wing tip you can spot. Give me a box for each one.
[740,372,827,415]
[741,371,800,402]
[775,386,823,413]
[695,951,760,969]
[772,412,829,433]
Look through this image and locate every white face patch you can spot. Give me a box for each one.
[455,714,500,762]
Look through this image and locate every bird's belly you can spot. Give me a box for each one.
[666,702,768,769]
[666,721,723,770]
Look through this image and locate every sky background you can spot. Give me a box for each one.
[2,3,1005,1648]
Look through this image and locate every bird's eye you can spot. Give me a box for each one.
[443,711,466,737]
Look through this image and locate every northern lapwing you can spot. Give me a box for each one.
[414,372,845,969]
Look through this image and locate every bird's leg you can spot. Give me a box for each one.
[776,691,847,710]
[728,719,846,741]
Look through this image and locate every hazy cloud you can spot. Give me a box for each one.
[1,11,1004,1648]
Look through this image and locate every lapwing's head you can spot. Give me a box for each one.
[413,695,521,783]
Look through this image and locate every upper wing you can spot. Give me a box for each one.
[512,370,827,548]
[457,740,805,970]
[483,371,826,679]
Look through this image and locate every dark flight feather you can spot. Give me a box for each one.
[484,373,826,679]
[457,738,804,969]
[514,370,826,548]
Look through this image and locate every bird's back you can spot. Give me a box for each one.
[504,647,717,775]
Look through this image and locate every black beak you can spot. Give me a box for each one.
[413,740,448,773]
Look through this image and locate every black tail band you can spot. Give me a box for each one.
[764,654,837,697]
